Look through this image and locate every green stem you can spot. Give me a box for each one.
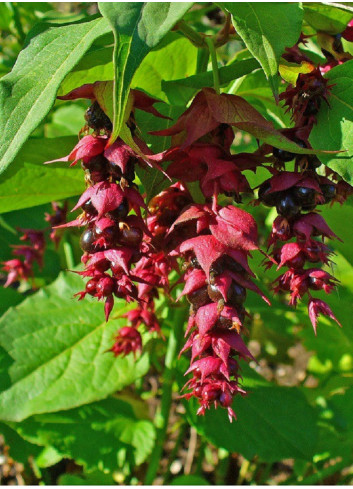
[63,237,75,270]
[196,47,210,74]
[205,37,220,94]
[176,20,205,47]
[162,423,187,484]
[7,3,25,44]
[144,306,186,485]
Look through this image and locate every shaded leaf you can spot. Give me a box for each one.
[8,397,155,470]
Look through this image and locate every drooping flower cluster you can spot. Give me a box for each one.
[2,228,45,287]
[46,41,351,421]
[256,29,353,332]
[2,202,68,288]
[45,201,68,248]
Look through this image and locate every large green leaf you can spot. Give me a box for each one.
[162,58,260,106]
[310,60,353,185]
[0,136,84,214]
[7,397,155,470]
[304,3,353,35]
[221,2,303,96]
[132,33,198,101]
[0,272,149,422]
[98,2,193,143]
[0,17,111,175]
[186,364,318,462]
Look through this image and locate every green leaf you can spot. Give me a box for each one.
[0,421,43,464]
[132,33,198,102]
[162,58,260,106]
[279,61,314,86]
[8,397,155,470]
[310,60,353,185]
[0,136,84,214]
[186,364,318,462]
[304,3,353,35]
[58,46,114,97]
[59,471,115,485]
[221,2,304,97]
[135,103,185,202]
[0,17,111,175]
[0,287,23,316]
[0,272,149,422]
[171,475,209,485]
[98,2,193,143]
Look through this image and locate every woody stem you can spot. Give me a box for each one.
[205,36,220,94]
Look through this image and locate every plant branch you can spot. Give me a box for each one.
[205,37,220,94]
[175,20,205,47]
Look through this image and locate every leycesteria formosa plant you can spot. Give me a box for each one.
[1,2,353,484]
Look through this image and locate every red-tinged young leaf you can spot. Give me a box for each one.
[267,172,322,193]
[88,248,133,274]
[277,243,303,270]
[45,135,107,166]
[186,357,223,383]
[72,182,125,217]
[228,270,271,305]
[178,269,207,300]
[213,330,254,361]
[180,236,228,279]
[195,303,219,337]
[104,294,115,322]
[308,298,342,335]
[212,273,233,302]
[210,206,258,251]
[293,213,340,241]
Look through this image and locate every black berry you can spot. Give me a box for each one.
[80,228,98,253]
[85,101,112,132]
[258,181,278,207]
[276,193,301,218]
[320,184,336,203]
[273,147,295,162]
[106,199,129,221]
[293,186,316,206]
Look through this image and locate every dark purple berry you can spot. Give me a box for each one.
[276,193,301,218]
[207,283,223,303]
[106,199,129,222]
[80,228,98,253]
[227,282,246,306]
[82,154,108,172]
[307,155,321,170]
[320,184,336,204]
[293,186,316,206]
[119,227,143,248]
[85,101,112,132]
[304,98,321,116]
[273,147,295,162]
[82,199,97,215]
[187,286,209,309]
[258,181,278,207]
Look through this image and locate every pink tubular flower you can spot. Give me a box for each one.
[109,326,142,357]
[308,298,342,334]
